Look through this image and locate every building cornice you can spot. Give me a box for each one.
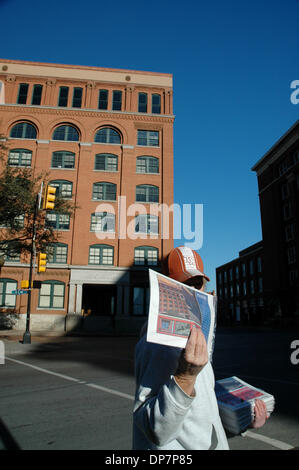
[0,103,175,123]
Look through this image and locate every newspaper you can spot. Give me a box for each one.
[147,269,217,359]
[215,376,275,434]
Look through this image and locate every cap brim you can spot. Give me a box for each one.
[169,270,210,283]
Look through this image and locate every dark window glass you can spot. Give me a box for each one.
[10,122,37,139]
[138,93,147,112]
[72,87,83,108]
[92,182,116,201]
[31,85,43,105]
[112,90,122,111]
[152,94,161,114]
[52,125,79,141]
[17,83,29,104]
[58,87,69,107]
[98,89,108,110]
[94,127,121,144]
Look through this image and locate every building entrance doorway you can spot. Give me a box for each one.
[82,284,116,316]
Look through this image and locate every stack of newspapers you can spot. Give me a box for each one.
[215,376,275,435]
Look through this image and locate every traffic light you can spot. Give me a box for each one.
[43,185,56,210]
[21,280,29,289]
[37,253,47,273]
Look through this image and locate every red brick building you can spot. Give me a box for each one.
[0,59,174,333]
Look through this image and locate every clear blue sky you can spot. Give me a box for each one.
[1,0,299,290]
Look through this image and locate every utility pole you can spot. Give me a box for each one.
[22,194,39,344]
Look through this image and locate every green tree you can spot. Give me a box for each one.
[0,139,74,262]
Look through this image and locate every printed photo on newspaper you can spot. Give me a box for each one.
[147,269,217,358]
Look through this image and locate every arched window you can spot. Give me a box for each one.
[94,153,118,172]
[94,127,121,144]
[52,125,79,141]
[8,149,32,167]
[49,180,73,199]
[134,246,158,266]
[136,185,159,203]
[92,182,116,201]
[88,244,114,265]
[0,278,17,307]
[10,122,37,139]
[38,280,65,308]
[136,156,159,174]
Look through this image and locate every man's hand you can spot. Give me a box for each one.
[251,399,268,429]
[174,326,208,396]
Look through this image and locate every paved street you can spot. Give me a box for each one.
[0,327,298,450]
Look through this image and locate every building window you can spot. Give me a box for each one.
[48,243,68,264]
[39,281,65,309]
[94,154,118,172]
[10,122,37,139]
[236,283,240,295]
[285,224,295,241]
[0,244,21,262]
[235,265,239,279]
[249,260,254,275]
[94,127,121,144]
[98,89,108,110]
[92,182,116,201]
[283,203,292,220]
[138,93,148,113]
[51,151,75,169]
[257,257,262,273]
[0,279,17,307]
[242,263,246,277]
[289,269,298,285]
[258,277,263,293]
[90,212,115,232]
[278,161,288,176]
[8,149,32,167]
[287,246,296,264]
[58,86,69,107]
[152,94,161,114]
[17,83,29,104]
[281,183,289,200]
[52,125,79,141]
[137,130,159,147]
[112,90,122,111]
[243,281,247,295]
[88,245,114,265]
[31,85,43,105]
[72,87,83,108]
[135,214,158,234]
[218,272,222,284]
[136,156,159,174]
[250,280,255,294]
[49,180,73,199]
[136,185,159,203]
[132,286,150,315]
[45,213,70,230]
[134,246,158,266]
[223,271,227,283]
[293,150,299,165]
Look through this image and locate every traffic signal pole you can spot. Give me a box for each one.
[22,194,39,345]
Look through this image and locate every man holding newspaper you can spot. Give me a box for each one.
[133,247,268,450]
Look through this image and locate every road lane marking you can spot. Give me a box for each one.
[5,357,295,449]
[242,430,294,450]
[6,356,134,401]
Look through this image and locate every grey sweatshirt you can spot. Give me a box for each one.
[133,336,229,450]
